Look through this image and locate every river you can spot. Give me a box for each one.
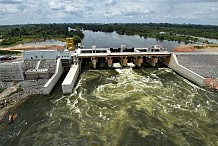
[0,32,218,146]
[0,68,218,146]
[81,31,182,50]
[17,30,182,50]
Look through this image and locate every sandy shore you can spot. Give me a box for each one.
[0,45,64,51]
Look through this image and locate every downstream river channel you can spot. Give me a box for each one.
[0,31,218,146]
[0,68,218,146]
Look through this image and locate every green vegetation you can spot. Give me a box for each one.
[0,24,84,47]
[1,23,218,46]
[193,45,204,49]
[78,23,218,44]
[8,87,23,97]
[15,87,23,93]
[0,88,4,94]
[0,50,21,55]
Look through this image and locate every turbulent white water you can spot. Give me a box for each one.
[0,68,218,146]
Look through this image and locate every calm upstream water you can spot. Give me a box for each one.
[0,68,218,146]
[0,31,218,146]
[17,30,182,50]
[82,30,181,50]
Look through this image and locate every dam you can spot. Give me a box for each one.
[0,45,217,95]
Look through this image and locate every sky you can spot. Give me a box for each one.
[0,0,218,25]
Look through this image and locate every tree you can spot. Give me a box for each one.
[73,35,82,45]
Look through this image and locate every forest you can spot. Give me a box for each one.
[79,23,218,44]
[0,23,218,46]
[0,23,84,47]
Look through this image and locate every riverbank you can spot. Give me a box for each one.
[172,44,218,52]
[194,44,218,52]
[0,45,64,51]
[0,79,48,120]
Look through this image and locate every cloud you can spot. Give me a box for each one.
[0,0,218,25]
[104,0,117,6]
[0,0,23,4]
[48,0,64,10]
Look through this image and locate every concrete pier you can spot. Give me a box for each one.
[133,56,143,67]
[62,64,80,94]
[107,57,113,68]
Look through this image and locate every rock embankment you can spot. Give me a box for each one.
[0,79,48,119]
[176,54,218,79]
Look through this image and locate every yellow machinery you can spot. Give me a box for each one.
[66,38,74,50]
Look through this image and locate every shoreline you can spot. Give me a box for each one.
[0,45,64,51]
[0,79,48,120]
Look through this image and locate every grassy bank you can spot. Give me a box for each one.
[193,44,218,49]
[0,50,21,55]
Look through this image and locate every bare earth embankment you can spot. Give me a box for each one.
[172,44,218,52]
[0,45,64,51]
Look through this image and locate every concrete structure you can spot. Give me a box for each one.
[62,64,79,94]
[59,50,72,71]
[38,60,57,74]
[23,50,58,60]
[77,47,170,69]
[164,54,205,86]
[149,45,167,52]
[43,58,64,95]
[24,60,57,80]
[23,50,58,80]
[59,50,71,60]
[175,53,218,79]
[175,52,218,89]
[0,61,24,81]
[77,49,170,58]
[25,69,50,80]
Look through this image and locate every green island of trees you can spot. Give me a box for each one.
[1,23,218,47]
[0,24,84,47]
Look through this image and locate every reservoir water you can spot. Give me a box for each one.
[0,31,218,146]
[17,30,182,50]
[81,31,181,50]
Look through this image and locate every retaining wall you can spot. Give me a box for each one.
[62,64,79,94]
[43,58,63,95]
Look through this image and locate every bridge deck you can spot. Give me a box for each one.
[77,52,171,58]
